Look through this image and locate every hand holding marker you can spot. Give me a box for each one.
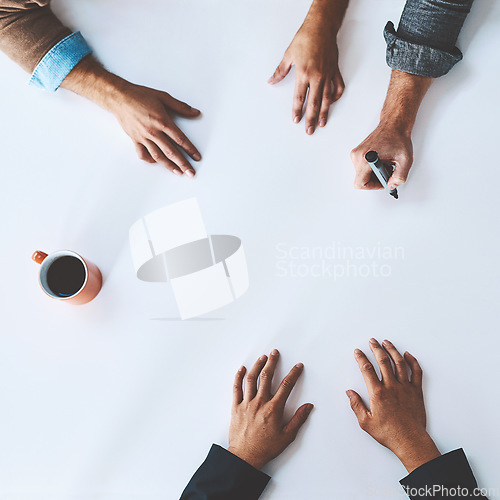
[364,151,399,199]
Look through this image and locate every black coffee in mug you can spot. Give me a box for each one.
[46,256,86,297]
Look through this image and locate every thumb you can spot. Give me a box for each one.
[387,158,412,190]
[268,58,292,85]
[346,390,369,423]
[283,403,314,439]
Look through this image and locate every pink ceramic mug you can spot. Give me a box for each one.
[32,250,102,305]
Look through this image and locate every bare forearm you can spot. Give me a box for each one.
[303,0,349,35]
[380,70,434,136]
[60,56,128,114]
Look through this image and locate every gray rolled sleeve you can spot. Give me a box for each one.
[385,0,474,78]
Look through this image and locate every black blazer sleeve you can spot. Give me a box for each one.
[180,444,271,500]
[400,449,487,498]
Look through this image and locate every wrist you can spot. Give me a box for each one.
[307,0,348,35]
[379,70,433,136]
[392,431,441,474]
[378,113,414,138]
[227,446,266,470]
[61,56,131,113]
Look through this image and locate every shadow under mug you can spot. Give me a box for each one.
[32,250,102,305]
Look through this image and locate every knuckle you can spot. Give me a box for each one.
[378,357,390,365]
[362,362,374,372]
[164,150,177,161]
[263,404,275,417]
[309,98,321,110]
[358,411,368,423]
[246,374,256,384]
[260,370,271,381]
[308,71,323,83]
[173,135,186,147]
[295,94,305,105]
[280,377,293,391]
[297,411,307,424]
[152,117,167,129]
[150,151,162,162]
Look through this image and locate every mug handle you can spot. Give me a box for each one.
[32,250,48,265]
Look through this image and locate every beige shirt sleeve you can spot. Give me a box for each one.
[0,0,72,73]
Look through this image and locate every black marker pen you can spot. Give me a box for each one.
[364,151,398,200]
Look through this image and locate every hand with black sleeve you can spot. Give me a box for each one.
[347,338,487,499]
[180,349,313,500]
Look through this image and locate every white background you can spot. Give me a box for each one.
[0,0,499,498]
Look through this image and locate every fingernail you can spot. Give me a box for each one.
[295,362,304,369]
[306,403,314,412]
[259,355,267,361]
[271,349,279,356]
[238,366,245,372]
[383,339,391,345]
[369,338,377,344]
[307,126,314,135]
[319,120,326,127]
[267,77,274,84]
[191,107,201,114]
[173,169,182,176]
[346,390,352,398]
[293,116,300,124]
[185,169,195,178]
[193,153,201,161]
[354,349,362,355]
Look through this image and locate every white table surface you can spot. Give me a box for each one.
[1,0,499,498]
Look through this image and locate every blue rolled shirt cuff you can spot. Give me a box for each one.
[384,21,463,78]
[29,32,92,92]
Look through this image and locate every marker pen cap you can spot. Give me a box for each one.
[365,151,378,163]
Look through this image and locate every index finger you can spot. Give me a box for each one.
[304,80,323,134]
[273,363,304,406]
[154,133,194,175]
[369,338,396,383]
[354,348,381,393]
[353,168,383,190]
[292,78,308,124]
[232,365,246,406]
[162,120,201,162]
